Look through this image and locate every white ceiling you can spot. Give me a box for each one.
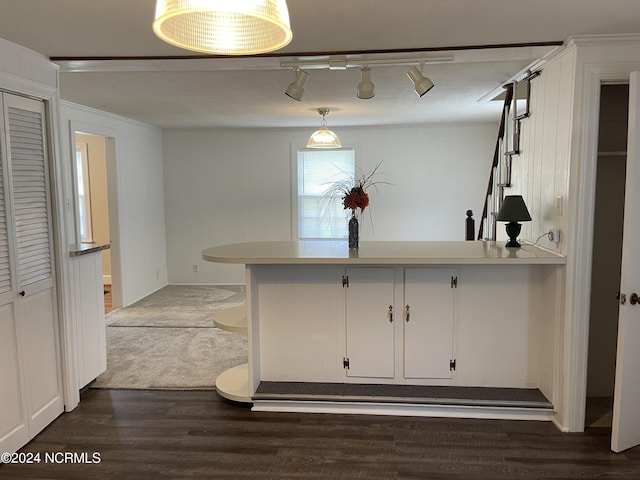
[1,0,640,128]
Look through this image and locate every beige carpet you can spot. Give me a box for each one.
[93,285,247,390]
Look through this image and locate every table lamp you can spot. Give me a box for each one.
[496,195,531,248]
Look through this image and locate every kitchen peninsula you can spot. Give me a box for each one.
[202,240,566,422]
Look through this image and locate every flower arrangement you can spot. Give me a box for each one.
[322,160,388,249]
[342,185,369,211]
[326,160,387,215]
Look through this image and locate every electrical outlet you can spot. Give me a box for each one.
[548,229,561,244]
[192,264,199,272]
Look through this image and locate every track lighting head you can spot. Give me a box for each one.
[357,66,375,99]
[407,66,434,97]
[285,68,310,101]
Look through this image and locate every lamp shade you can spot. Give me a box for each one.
[307,127,342,148]
[153,0,293,55]
[307,108,342,148]
[497,195,532,222]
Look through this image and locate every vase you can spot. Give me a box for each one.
[348,212,359,249]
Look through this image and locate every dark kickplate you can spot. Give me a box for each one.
[255,381,553,409]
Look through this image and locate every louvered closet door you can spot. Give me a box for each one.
[4,93,63,440]
[0,94,30,455]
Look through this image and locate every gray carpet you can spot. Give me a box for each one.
[94,284,247,390]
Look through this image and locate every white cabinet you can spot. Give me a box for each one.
[343,267,456,381]
[403,268,456,379]
[0,93,63,455]
[345,267,395,378]
[74,253,107,388]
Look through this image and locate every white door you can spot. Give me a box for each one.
[0,93,63,454]
[611,72,640,453]
[345,267,395,378]
[0,94,29,455]
[404,268,456,379]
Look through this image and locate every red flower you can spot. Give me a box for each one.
[343,186,370,212]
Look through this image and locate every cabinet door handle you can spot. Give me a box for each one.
[388,305,393,323]
[19,290,25,297]
[405,304,410,322]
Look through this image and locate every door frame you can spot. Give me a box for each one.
[566,62,640,433]
[68,121,122,310]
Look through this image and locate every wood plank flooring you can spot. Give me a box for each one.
[103,284,113,314]
[2,389,639,479]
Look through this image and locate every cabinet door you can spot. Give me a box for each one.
[345,267,395,378]
[404,268,455,379]
[75,253,107,388]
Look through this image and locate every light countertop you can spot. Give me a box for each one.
[202,240,566,265]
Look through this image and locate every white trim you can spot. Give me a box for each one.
[66,120,123,309]
[252,400,555,422]
[565,62,640,432]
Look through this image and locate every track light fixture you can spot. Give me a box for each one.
[285,68,309,101]
[357,66,375,99]
[281,55,448,100]
[407,65,434,97]
[307,108,342,149]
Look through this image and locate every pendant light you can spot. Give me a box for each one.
[307,108,342,149]
[153,0,293,55]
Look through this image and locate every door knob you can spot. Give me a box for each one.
[631,293,639,305]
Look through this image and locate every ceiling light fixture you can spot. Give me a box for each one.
[153,0,293,55]
[307,108,342,149]
[285,68,309,101]
[407,65,434,97]
[281,55,448,99]
[357,66,375,99]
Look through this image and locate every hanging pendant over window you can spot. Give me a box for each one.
[307,108,342,149]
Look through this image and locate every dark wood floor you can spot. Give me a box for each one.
[2,389,639,480]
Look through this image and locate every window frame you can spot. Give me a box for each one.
[75,142,93,243]
[292,144,357,241]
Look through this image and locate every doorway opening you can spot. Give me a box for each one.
[585,84,628,428]
[73,131,121,312]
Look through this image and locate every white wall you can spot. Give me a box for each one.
[59,102,168,306]
[511,51,574,254]
[163,123,497,284]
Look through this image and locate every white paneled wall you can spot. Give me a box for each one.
[510,49,576,254]
[163,123,497,284]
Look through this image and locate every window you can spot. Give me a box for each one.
[75,143,93,243]
[297,148,355,239]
